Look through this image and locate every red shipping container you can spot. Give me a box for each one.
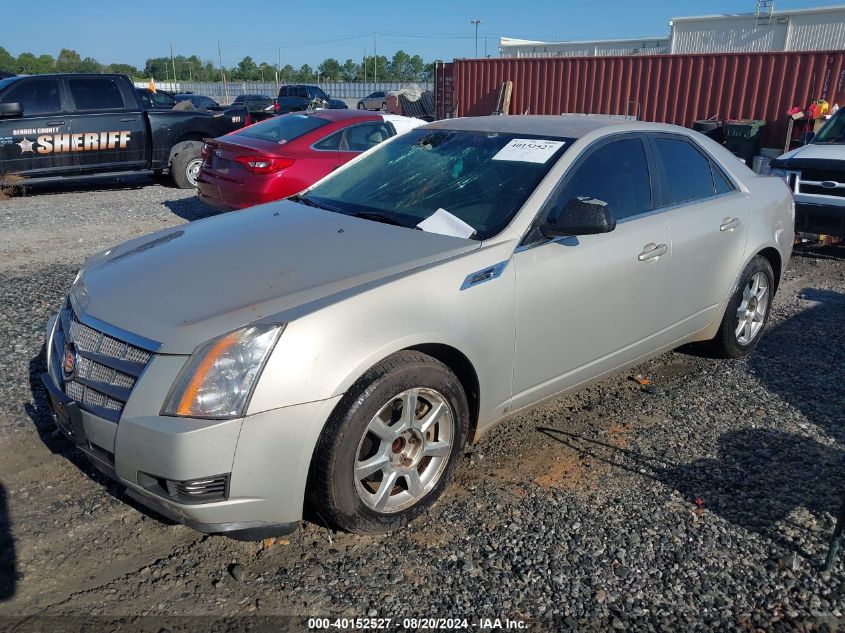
[435,51,845,147]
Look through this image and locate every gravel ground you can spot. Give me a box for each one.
[0,179,844,631]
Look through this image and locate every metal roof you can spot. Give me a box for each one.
[670,4,845,23]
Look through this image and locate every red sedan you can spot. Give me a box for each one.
[197,109,424,211]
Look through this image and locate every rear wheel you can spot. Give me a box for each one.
[309,351,469,533]
[357,102,365,109]
[381,101,386,110]
[703,255,774,358]
[171,142,203,189]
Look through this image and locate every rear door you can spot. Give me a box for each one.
[648,134,750,334]
[65,76,146,172]
[0,77,77,177]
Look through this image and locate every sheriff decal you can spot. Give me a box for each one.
[22,131,131,155]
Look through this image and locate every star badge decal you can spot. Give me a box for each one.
[17,137,34,153]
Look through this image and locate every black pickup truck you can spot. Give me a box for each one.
[0,74,249,188]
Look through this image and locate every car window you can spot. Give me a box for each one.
[345,122,392,151]
[68,77,125,111]
[0,78,62,115]
[152,92,175,107]
[233,96,244,104]
[315,88,328,100]
[712,165,734,194]
[314,129,344,150]
[550,137,652,223]
[654,137,716,205]
[298,87,309,99]
[235,113,331,143]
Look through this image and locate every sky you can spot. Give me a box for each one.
[2,0,834,70]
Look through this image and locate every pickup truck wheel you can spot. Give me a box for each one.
[309,351,468,533]
[171,144,203,189]
[703,255,774,359]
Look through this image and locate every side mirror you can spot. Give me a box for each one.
[540,196,616,238]
[0,102,22,118]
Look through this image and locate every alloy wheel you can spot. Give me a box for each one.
[354,387,454,513]
[735,272,769,345]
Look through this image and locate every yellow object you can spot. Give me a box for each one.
[148,78,156,94]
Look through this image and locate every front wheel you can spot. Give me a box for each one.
[171,143,203,189]
[704,255,775,358]
[357,102,365,109]
[309,351,469,533]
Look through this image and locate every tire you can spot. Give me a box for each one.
[381,102,386,111]
[171,143,203,189]
[357,102,365,109]
[309,351,469,533]
[704,255,775,358]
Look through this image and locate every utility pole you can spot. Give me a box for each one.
[170,42,177,86]
[277,47,282,92]
[485,34,488,57]
[373,33,378,82]
[471,20,482,58]
[218,40,229,104]
[364,48,367,83]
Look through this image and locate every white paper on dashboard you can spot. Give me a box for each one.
[492,138,566,163]
[417,208,476,239]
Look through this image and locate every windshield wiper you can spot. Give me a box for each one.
[290,194,340,212]
[349,210,410,228]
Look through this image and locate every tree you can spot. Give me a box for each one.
[317,58,342,81]
[107,63,140,78]
[15,52,38,74]
[279,64,295,82]
[341,59,358,82]
[56,48,82,73]
[36,54,55,74]
[362,55,388,82]
[0,47,15,73]
[78,56,102,73]
[390,50,411,81]
[144,57,171,80]
[235,56,257,80]
[295,64,314,82]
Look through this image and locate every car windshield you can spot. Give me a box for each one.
[234,113,331,143]
[302,128,573,240]
[813,108,845,144]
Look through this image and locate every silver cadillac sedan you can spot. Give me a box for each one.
[42,115,793,539]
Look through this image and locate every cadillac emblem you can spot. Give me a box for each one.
[62,343,78,380]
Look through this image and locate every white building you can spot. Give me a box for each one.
[669,4,845,54]
[498,36,669,59]
[499,4,845,59]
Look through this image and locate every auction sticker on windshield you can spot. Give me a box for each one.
[492,138,566,163]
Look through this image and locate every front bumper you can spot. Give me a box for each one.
[794,201,845,238]
[42,310,342,540]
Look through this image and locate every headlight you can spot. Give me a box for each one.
[162,324,283,419]
[770,167,798,190]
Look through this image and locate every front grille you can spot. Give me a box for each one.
[167,475,230,504]
[800,169,844,183]
[799,183,845,198]
[50,303,154,422]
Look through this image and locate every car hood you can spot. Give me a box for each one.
[774,143,845,164]
[74,202,478,354]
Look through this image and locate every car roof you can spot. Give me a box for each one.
[426,114,648,139]
[308,109,381,122]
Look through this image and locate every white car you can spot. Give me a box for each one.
[43,116,793,539]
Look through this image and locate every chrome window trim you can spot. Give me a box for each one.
[68,293,162,353]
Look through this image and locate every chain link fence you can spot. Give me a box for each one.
[134,80,431,104]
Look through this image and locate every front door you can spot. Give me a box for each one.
[0,76,76,177]
[511,135,673,409]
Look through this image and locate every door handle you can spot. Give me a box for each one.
[119,117,138,122]
[720,217,741,232]
[638,243,668,262]
[46,120,65,126]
